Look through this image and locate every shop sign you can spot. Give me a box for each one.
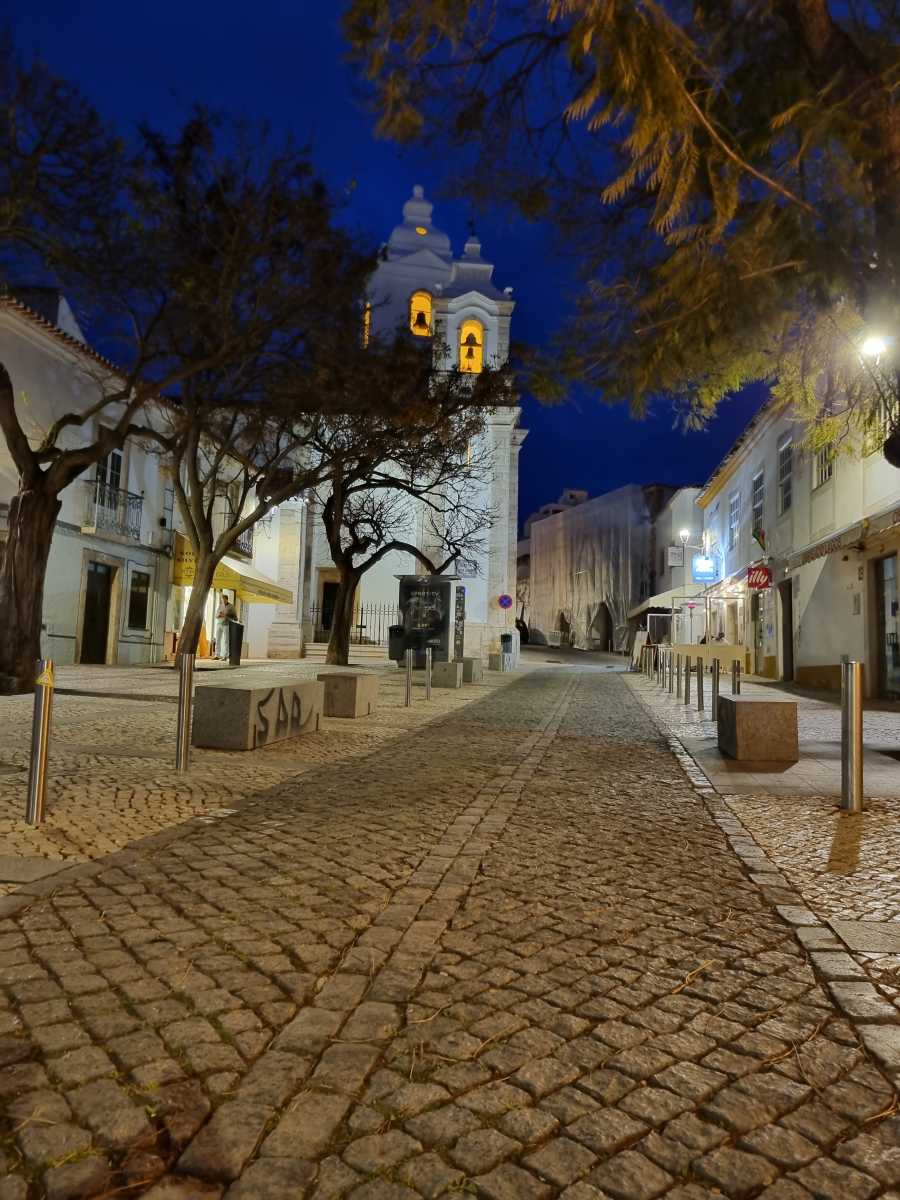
[691,553,718,583]
[747,564,772,589]
[667,545,684,567]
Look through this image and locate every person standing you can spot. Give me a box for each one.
[220,593,238,661]
[214,596,230,660]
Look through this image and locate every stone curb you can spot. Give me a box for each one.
[626,673,900,1089]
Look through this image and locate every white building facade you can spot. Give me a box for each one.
[302,186,526,660]
[0,293,298,669]
[697,401,900,698]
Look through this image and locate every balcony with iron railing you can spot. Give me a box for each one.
[231,522,254,559]
[81,480,143,542]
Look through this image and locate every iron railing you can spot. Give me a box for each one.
[309,602,400,645]
[232,525,254,557]
[83,480,143,541]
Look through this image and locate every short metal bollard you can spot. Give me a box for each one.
[696,655,704,712]
[404,648,414,706]
[175,652,195,772]
[425,647,433,700]
[711,659,720,722]
[841,656,864,813]
[731,660,741,694]
[684,657,691,704]
[668,651,674,694]
[26,659,55,826]
[676,654,682,699]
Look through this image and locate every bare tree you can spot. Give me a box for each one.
[0,82,370,691]
[315,396,496,665]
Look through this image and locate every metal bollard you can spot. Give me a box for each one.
[711,658,720,722]
[731,660,741,694]
[668,651,674,694]
[841,657,864,813]
[26,659,55,826]
[405,648,414,706]
[175,652,195,772]
[676,654,682,699]
[696,655,704,712]
[684,657,691,704]
[425,647,433,700]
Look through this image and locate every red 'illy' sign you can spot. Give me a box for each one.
[747,565,772,589]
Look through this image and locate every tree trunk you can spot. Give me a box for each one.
[176,552,218,657]
[0,485,62,695]
[325,570,360,666]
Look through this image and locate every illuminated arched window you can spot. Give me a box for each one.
[362,302,372,348]
[409,291,432,336]
[459,318,484,373]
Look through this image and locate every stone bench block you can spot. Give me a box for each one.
[717,695,798,762]
[432,661,463,689]
[193,680,323,750]
[461,657,483,684]
[488,652,514,673]
[317,672,379,718]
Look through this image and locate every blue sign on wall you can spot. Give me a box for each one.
[691,553,719,584]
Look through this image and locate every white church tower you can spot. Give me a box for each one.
[300,185,526,659]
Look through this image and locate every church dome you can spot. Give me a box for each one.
[386,185,453,262]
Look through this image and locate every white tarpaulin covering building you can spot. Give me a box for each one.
[529,485,676,650]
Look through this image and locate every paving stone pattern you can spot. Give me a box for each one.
[627,673,900,1006]
[0,667,899,1198]
[0,663,491,892]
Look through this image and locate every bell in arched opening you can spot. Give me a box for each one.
[409,290,432,336]
[459,319,484,373]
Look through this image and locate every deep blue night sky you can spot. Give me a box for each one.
[11,1,764,529]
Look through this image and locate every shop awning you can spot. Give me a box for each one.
[628,584,706,619]
[171,534,293,605]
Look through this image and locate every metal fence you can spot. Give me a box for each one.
[309,602,400,645]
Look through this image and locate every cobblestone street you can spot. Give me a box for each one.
[1,663,899,1199]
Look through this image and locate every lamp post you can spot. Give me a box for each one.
[678,528,690,644]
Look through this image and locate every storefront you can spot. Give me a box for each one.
[873,553,900,699]
[167,533,293,658]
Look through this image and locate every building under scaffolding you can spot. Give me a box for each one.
[527,484,678,651]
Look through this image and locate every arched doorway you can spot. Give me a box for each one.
[590,602,612,651]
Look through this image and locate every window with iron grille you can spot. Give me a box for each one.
[814,443,834,489]
[728,492,741,550]
[777,439,792,514]
[751,471,765,535]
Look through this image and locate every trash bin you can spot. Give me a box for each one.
[500,633,513,652]
[388,625,405,665]
[227,620,244,667]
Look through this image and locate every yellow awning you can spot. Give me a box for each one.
[171,534,293,606]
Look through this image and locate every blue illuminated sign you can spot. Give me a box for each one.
[691,554,719,584]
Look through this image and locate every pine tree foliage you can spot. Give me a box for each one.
[345,1,900,440]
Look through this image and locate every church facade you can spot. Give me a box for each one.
[299,186,526,660]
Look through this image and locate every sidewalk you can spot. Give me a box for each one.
[627,670,900,1012]
[0,660,512,895]
[0,665,898,1198]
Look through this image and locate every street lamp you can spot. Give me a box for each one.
[861,334,888,360]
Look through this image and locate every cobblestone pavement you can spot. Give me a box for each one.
[627,672,900,1010]
[1,667,900,1198]
[0,662,504,889]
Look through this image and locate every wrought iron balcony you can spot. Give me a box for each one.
[82,480,143,541]
[232,524,254,558]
